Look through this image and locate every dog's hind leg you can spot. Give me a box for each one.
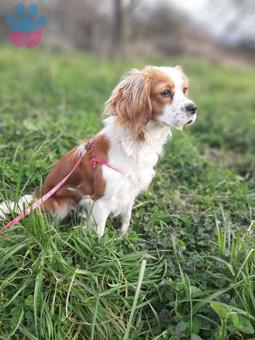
[43,197,74,221]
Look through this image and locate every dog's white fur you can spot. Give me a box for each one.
[87,118,171,236]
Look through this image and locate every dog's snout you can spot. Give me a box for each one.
[185,103,197,115]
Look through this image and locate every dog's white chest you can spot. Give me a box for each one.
[95,120,171,217]
[102,149,156,216]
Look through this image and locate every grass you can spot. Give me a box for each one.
[0,47,255,339]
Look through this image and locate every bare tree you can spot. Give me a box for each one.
[112,0,124,57]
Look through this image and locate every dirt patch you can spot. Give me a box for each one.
[203,148,240,167]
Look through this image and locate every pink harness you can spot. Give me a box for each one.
[0,140,123,233]
[90,154,123,173]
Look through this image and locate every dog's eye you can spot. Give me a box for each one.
[183,87,188,94]
[161,89,172,97]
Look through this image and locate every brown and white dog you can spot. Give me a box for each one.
[0,65,197,237]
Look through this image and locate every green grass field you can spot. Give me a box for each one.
[0,48,255,339]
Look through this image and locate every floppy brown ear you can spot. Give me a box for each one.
[104,69,152,139]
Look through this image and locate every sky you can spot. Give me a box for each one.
[171,0,205,16]
[171,0,227,36]
[170,0,255,45]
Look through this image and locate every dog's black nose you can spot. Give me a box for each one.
[185,103,197,115]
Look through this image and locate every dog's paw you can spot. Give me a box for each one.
[119,229,130,239]
[6,4,46,48]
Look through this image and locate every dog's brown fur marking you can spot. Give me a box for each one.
[41,135,109,217]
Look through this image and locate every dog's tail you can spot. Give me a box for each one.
[0,194,34,220]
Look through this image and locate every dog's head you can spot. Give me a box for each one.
[104,65,197,139]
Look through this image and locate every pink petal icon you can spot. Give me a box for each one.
[9,30,43,48]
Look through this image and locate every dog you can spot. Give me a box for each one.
[0,65,197,237]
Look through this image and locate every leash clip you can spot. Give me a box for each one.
[85,140,93,151]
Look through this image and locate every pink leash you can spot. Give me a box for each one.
[0,141,123,233]
[0,155,83,233]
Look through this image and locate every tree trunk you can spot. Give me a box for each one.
[112,0,124,58]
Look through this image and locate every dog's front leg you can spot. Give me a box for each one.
[120,198,135,237]
[91,199,110,237]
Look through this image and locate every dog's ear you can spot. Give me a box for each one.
[104,69,152,139]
